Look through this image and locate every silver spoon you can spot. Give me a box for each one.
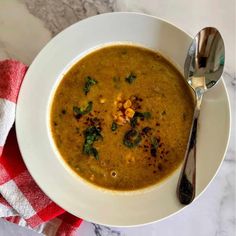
[177,27,225,204]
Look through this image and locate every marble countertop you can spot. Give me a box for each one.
[0,0,235,235]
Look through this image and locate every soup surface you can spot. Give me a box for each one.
[50,45,194,190]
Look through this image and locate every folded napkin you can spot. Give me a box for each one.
[0,60,82,235]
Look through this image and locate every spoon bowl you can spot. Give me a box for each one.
[184,27,225,91]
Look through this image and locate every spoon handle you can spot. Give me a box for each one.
[177,103,201,204]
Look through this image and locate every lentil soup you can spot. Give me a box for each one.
[50,45,194,190]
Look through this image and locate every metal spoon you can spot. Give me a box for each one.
[177,27,225,204]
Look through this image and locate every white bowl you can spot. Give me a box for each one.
[16,12,230,226]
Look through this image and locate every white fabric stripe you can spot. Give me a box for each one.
[0,203,18,217]
[0,98,15,146]
[0,180,36,219]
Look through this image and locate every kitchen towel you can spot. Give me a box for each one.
[0,60,82,235]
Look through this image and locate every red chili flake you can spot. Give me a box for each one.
[151,148,157,157]
[142,127,151,135]
[61,109,66,114]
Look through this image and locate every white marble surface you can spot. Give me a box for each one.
[0,0,235,235]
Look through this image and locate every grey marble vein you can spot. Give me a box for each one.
[92,224,121,236]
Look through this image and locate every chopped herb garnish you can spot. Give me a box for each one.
[130,111,151,128]
[83,126,102,142]
[123,129,142,148]
[152,137,158,149]
[83,126,102,160]
[73,107,82,119]
[90,147,99,160]
[125,72,136,84]
[83,76,97,95]
[111,121,118,132]
[130,112,144,128]
[142,112,151,119]
[150,137,159,157]
[73,101,93,119]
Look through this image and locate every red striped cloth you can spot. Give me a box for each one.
[0,60,82,235]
